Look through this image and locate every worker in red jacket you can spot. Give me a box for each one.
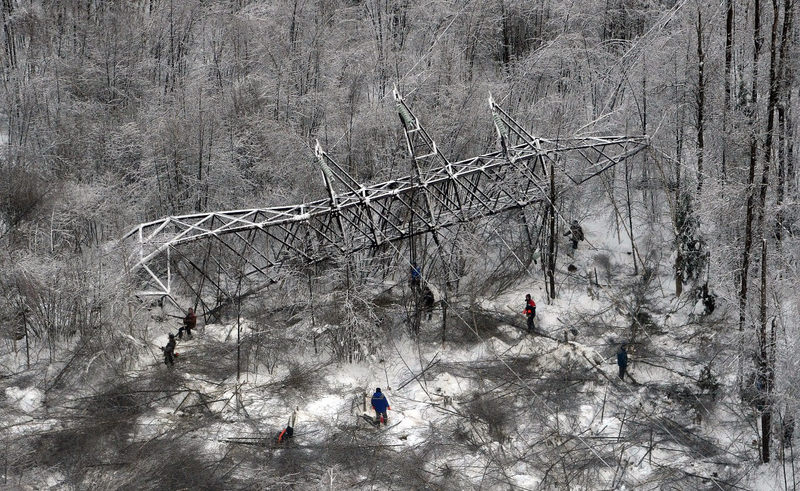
[179,308,196,339]
[523,294,536,333]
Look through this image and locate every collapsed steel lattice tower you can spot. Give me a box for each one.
[122,90,648,312]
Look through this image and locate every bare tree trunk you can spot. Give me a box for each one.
[756,0,783,462]
[289,0,299,52]
[759,237,771,463]
[236,277,243,383]
[168,0,175,93]
[776,0,794,242]
[777,102,786,244]
[500,0,510,66]
[641,55,655,215]
[23,310,29,369]
[366,0,388,97]
[547,158,556,299]
[624,159,638,275]
[788,94,796,196]
[739,0,763,334]
[441,301,447,345]
[674,50,685,297]
[695,8,706,193]
[308,268,317,354]
[196,92,204,212]
[1,0,17,72]
[722,0,735,187]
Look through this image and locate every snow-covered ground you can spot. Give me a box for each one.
[0,211,795,489]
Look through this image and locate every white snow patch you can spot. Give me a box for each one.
[306,394,346,421]
[45,472,66,488]
[393,410,429,445]
[5,386,44,413]
[497,324,524,340]
[136,408,175,439]
[203,322,243,343]
[510,473,541,488]
[323,362,373,390]
[429,372,466,399]
[485,337,511,353]
[578,404,596,427]
[3,416,59,435]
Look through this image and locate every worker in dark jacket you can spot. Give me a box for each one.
[421,285,435,320]
[616,343,628,380]
[179,308,196,339]
[564,220,585,249]
[700,283,716,315]
[523,294,536,333]
[162,334,176,366]
[784,411,795,447]
[277,408,299,444]
[371,388,390,426]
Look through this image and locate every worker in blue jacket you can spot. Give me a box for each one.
[371,388,390,426]
[410,263,421,291]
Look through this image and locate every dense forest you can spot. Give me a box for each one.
[1,0,799,488]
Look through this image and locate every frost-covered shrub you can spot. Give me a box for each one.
[464,393,512,443]
[319,287,381,363]
[675,193,707,287]
[593,252,616,282]
[696,365,720,399]
[281,362,319,392]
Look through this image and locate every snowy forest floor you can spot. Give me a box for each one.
[2,221,798,490]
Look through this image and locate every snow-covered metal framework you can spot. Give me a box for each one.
[122,90,648,310]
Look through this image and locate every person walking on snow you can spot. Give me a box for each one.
[162,333,176,366]
[523,294,536,333]
[179,307,196,340]
[617,343,628,380]
[564,220,584,249]
[371,388,390,426]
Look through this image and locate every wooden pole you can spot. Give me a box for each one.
[23,310,29,369]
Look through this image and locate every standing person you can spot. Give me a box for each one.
[523,294,536,333]
[162,334,176,366]
[564,220,585,249]
[784,411,795,447]
[179,307,196,340]
[410,262,421,291]
[371,388,390,426]
[616,343,628,380]
[700,283,716,315]
[421,285,435,320]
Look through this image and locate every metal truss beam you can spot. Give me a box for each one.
[123,93,648,298]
